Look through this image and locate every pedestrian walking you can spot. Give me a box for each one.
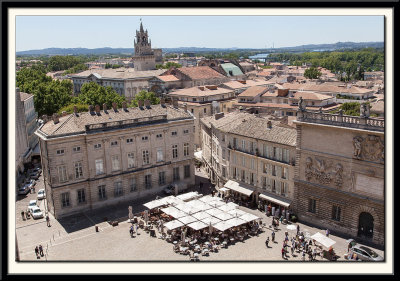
[34,246,39,258]
[308,251,313,261]
[291,244,295,256]
[129,225,134,237]
[281,247,285,259]
[297,224,300,235]
[265,237,269,248]
[21,211,25,220]
[135,223,139,234]
[302,250,306,261]
[325,229,330,237]
[313,248,317,260]
[46,215,51,227]
[271,231,275,242]
[39,245,44,256]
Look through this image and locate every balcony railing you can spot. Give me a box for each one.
[297,110,384,132]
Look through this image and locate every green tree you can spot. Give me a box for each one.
[304,67,322,79]
[156,62,182,69]
[129,90,160,107]
[76,82,126,108]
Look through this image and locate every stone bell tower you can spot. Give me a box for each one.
[133,21,156,71]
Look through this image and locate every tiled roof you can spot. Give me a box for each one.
[19,92,33,101]
[291,91,333,101]
[169,86,233,97]
[38,104,193,138]
[69,68,166,79]
[233,102,340,111]
[201,112,296,146]
[282,82,373,95]
[177,66,225,80]
[238,86,268,97]
[158,75,180,82]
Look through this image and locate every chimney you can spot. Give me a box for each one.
[103,103,108,113]
[53,113,59,124]
[183,103,187,112]
[42,115,48,123]
[267,120,272,129]
[160,98,166,107]
[144,99,150,108]
[198,86,205,91]
[73,106,77,115]
[89,105,94,114]
[122,101,128,111]
[112,102,117,112]
[214,112,224,120]
[62,111,67,117]
[173,99,178,108]
[95,105,100,114]
[138,100,144,108]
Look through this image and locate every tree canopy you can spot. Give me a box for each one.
[304,67,322,79]
[156,62,182,69]
[76,82,126,108]
[129,90,160,107]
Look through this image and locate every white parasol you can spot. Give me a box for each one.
[160,206,187,218]
[205,208,224,217]
[192,211,211,220]
[143,199,165,210]
[286,224,297,231]
[225,217,246,227]
[201,216,221,225]
[164,219,184,230]
[187,221,208,231]
[217,204,237,212]
[208,200,225,208]
[214,212,234,221]
[178,215,198,225]
[227,209,247,217]
[239,213,260,222]
[213,220,233,232]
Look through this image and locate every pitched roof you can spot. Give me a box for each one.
[238,86,268,97]
[69,68,166,80]
[177,66,225,80]
[169,86,233,98]
[201,112,296,146]
[291,91,333,101]
[282,82,373,95]
[158,75,180,82]
[38,104,193,138]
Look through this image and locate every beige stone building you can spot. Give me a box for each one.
[35,101,195,219]
[200,111,297,211]
[15,88,30,178]
[292,108,384,246]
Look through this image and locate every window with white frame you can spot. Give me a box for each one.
[183,143,189,157]
[77,189,86,203]
[127,153,135,168]
[251,158,255,170]
[145,174,152,189]
[262,176,267,189]
[173,167,180,181]
[283,149,290,163]
[241,170,245,182]
[331,205,341,221]
[241,139,246,151]
[172,145,178,159]
[241,156,246,167]
[74,162,83,179]
[73,146,81,153]
[283,167,288,179]
[58,165,68,183]
[129,178,137,192]
[95,159,104,175]
[61,192,70,207]
[159,171,166,185]
[156,148,163,162]
[111,155,120,171]
[98,185,106,200]
[114,182,123,197]
[142,150,150,165]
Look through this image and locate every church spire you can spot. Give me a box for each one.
[140,18,144,33]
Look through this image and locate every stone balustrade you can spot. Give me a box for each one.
[297,110,384,132]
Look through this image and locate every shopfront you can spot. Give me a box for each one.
[258,191,292,219]
[224,180,256,207]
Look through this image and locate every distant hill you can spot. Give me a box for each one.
[16,41,383,56]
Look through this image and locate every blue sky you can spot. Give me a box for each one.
[16,15,384,51]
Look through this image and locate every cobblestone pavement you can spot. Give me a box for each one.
[16,169,384,262]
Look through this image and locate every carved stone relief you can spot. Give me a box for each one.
[352,135,384,163]
[304,157,344,188]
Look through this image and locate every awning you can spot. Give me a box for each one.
[259,192,292,208]
[311,232,336,248]
[194,150,203,161]
[143,200,165,210]
[224,180,255,197]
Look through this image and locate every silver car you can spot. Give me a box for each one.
[349,245,383,261]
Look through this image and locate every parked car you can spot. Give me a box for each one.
[348,245,384,261]
[37,189,46,200]
[24,179,36,189]
[28,200,38,212]
[30,206,44,219]
[18,185,31,195]
[29,172,40,180]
